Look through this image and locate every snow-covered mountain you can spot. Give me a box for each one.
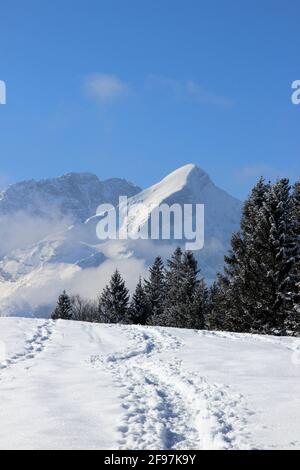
[0,172,141,222]
[0,164,242,317]
[83,164,242,276]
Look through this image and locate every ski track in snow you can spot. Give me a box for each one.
[90,325,254,450]
[0,320,54,371]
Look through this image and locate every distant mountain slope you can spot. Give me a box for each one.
[0,172,141,222]
[0,173,141,258]
[0,165,242,317]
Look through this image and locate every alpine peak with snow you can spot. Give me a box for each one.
[0,164,241,318]
[2,164,300,452]
[2,2,299,454]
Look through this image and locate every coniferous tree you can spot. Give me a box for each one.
[291,182,300,327]
[99,270,129,324]
[161,247,184,327]
[192,278,209,329]
[257,179,299,333]
[181,251,199,299]
[51,290,73,320]
[206,280,227,330]
[216,178,300,335]
[162,248,207,328]
[127,277,150,325]
[284,182,300,333]
[292,181,300,282]
[213,178,271,332]
[178,251,206,329]
[144,256,166,325]
[292,181,300,241]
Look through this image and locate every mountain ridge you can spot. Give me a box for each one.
[0,172,141,222]
[0,164,242,317]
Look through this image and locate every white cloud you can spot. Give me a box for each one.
[85,74,131,103]
[0,258,148,317]
[185,80,234,107]
[0,211,72,257]
[145,74,182,96]
[145,74,234,107]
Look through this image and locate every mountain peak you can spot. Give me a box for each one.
[134,164,212,205]
[57,172,100,183]
[161,163,211,190]
[0,164,243,316]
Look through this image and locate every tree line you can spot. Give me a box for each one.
[52,177,300,336]
[52,247,208,330]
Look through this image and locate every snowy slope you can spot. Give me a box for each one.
[77,163,242,274]
[120,164,242,273]
[0,318,300,450]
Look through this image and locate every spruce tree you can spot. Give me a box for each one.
[217,177,300,335]
[292,181,300,240]
[192,278,209,329]
[99,270,129,324]
[206,280,227,330]
[291,182,300,328]
[292,181,300,282]
[283,181,300,334]
[178,251,205,329]
[215,178,271,333]
[144,256,166,325]
[163,248,206,328]
[257,178,299,333]
[127,277,150,325]
[51,290,73,320]
[161,247,184,327]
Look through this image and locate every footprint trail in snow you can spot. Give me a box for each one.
[91,325,253,450]
[0,320,54,371]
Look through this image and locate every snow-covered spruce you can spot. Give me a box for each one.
[212,178,300,336]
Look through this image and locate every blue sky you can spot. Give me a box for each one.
[0,0,299,199]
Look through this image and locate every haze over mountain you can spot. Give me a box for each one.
[0,172,141,220]
[0,164,242,317]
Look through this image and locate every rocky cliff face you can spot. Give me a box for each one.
[0,172,141,222]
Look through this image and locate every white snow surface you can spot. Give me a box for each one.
[0,318,299,450]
